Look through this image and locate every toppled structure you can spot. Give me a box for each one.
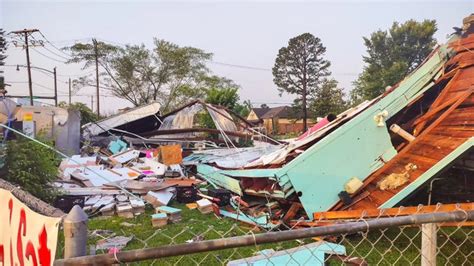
[189,15,474,223]
[83,100,270,148]
[82,102,162,138]
[55,15,474,230]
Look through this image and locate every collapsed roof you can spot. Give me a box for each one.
[82,102,162,138]
[192,15,474,217]
[83,100,275,147]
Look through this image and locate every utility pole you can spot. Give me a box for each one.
[11,29,39,106]
[68,78,72,105]
[53,67,58,106]
[90,95,94,112]
[92,38,100,116]
[16,65,57,106]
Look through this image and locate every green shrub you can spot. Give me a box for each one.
[3,137,60,203]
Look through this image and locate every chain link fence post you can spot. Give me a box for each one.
[421,223,438,266]
[63,205,88,259]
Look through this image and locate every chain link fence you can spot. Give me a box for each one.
[54,203,473,265]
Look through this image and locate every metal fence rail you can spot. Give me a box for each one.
[54,207,474,265]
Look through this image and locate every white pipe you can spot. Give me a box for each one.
[390,124,415,142]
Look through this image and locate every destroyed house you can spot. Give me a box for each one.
[195,16,474,217]
[83,100,257,147]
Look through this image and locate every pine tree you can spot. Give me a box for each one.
[272,33,331,131]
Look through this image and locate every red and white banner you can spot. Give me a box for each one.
[0,188,60,266]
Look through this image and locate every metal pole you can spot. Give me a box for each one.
[24,32,34,106]
[54,210,473,265]
[68,78,71,105]
[63,205,88,259]
[53,67,58,107]
[421,223,437,266]
[10,29,39,106]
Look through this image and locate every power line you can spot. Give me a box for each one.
[210,61,271,72]
[40,45,70,61]
[31,48,67,63]
[38,30,74,58]
[6,80,68,94]
[57,71,95,77]
[3,64,94,78]
[42,37,93,45]
[29,34,71,61]
[32,68,69,83]
[33,82,55,91]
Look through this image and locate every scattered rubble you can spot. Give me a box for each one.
[50,17,474,238]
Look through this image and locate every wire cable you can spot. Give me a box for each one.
[31,48,67,63]
[38,30,74,58]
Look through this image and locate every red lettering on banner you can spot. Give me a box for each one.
[10,239,13,266]
[9,198,13,266]
[9,198,13,223]
[0,244,4,264]
[25,241,38,266]
[2,194,57,265]
[17,209,26,266]
[38,226,51,266]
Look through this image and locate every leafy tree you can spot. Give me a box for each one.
[4,137,60,203]
[205,87,240,110]
[351,20,437,103]
[260,103,270,109]
[173,75,238,108]
[59,101,99,126]
[107,44,153,106]
[65,39,221,112]
[64,39,119,115]
[152,39,212,111]
[199,87,249,129]
[308,79,347,117]
[273,33,331,131]
[107,40,212,111]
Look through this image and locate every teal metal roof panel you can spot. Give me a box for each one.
[276,46,450,215]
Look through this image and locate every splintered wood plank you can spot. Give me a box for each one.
[414,70,463,135]
[439,119,474,127]
[417,134,466,150]
[413,94,463,126]
[400,153,437,170]
[282,202,302,223]
[460,95,474,107]
[407,144,452,160]
[333,89,474,211]
[366,190,397,207]
[430,127,474,138]
[314,203,474,220]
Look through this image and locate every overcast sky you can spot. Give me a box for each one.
[1,1,472,113]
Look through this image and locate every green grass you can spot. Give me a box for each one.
[56,205,473,265]
[56,203,308,265]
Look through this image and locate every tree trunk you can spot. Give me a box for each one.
[302,67,308,132]
[93,38,100,117]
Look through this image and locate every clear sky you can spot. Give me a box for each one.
[1,0,473,113]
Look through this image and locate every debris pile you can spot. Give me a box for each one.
[53,15,474,231]
[54,141,202,219]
